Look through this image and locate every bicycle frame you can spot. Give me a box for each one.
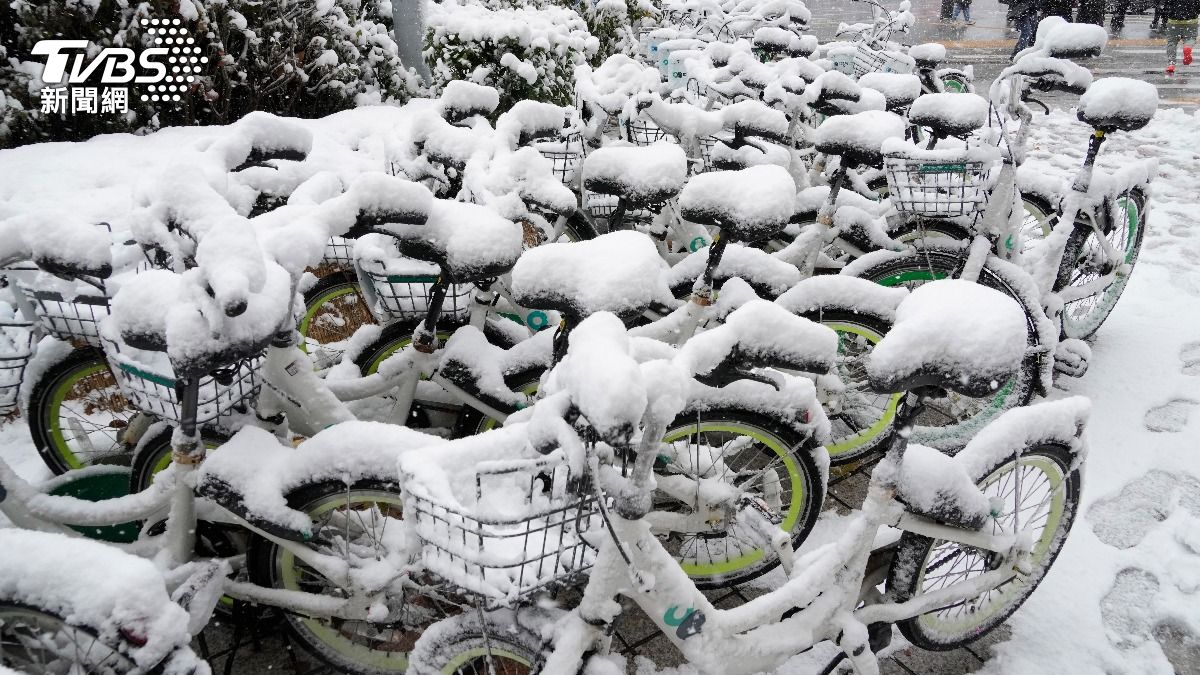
[544,397,1029,675]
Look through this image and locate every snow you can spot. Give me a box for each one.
[582,143,689,204]
[867,280,1028,396]
[0,529,196,671]
[907,92,990,135]
[908,42,946,64]
[677,165,796,241]
[677,300,839,377]
[666,244,801,298]
[775,273,909,322]
[510,231,672,318]
[439,80,500,121]
[381,198,523,282]
[856,72,920,110]
[1077,78,1159,132]
[812,110,906,164]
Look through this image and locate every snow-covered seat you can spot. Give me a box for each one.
[1076,77,1158,133]
[908,93,989,139]
[378,199,523,283]
[510,231,672,320]
[866,280,1028,398]
[677,300,838,378]
[908,42,946,69]
[858,73,921,113]
[439,80,499,124]
[719,100,790,142]
[813,110,906,168]
[583,144,688,207]
[678,165,796,242]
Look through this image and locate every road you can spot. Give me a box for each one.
[808,0,1200,107]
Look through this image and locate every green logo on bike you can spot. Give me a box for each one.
[664,605,706,639]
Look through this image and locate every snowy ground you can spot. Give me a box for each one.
[1,105,1199,675]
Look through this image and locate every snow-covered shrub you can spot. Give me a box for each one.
[0,0,418,148]
[424,0,599,112]
[578,0,656,65]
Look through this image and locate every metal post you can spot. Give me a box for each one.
[392,0,432,85]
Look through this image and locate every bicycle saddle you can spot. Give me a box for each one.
[908,92,989,138]
[866,280,1027,398]
[510,230,672,321]
[678,165,796,243]
[439,80,499,125]
[666,243,800,299]
[858,72,921,113]
[1076,77,1158,133]
[583,144,688,207]
[382,199,524,284]
[908,42,946,69]
[813,110,906,168]
[495,100,567,148]
[678,300,838,378]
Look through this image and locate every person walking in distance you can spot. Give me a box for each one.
[1165,0,1199,73]
[1010,0,1039,60]
[952,0,975,24]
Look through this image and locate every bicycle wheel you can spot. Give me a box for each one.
[1014,195,1053,254]
[29,348,138,474]
[247,479,457,675]
[886,442,1080,650]
[1055,189,1145,340]
[656,410,825,588]
[129,426,227,494]
[300,271,378,368]
[406,608,555,675]
[811,311,901,465]
[852,249,1039,449]
[0,601,139,674]
[452,369,543,438]
[352,320,462,428]
[939,72,971,93]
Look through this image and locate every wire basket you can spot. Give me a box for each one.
[362,268,472,323]
[0,319,35,416]
[102,337,263,424]
[323,237,356,269]
[853,43,888,78]
[406,455,599,607]
[884,155,994,218]
[15,283,111,348]
[535,133,584,189]
[623,118,676,146]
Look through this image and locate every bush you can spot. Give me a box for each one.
[424,0,598,112]
[0,0,419,148]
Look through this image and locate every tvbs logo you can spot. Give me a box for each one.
[34,18,207,108]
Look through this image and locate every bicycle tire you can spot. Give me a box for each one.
[28,347,137,475]
[848,249,1040,450]
[406,607,556,675]
[0,600,141,674]
[1054,188,1146,340]
[803,310,901,465]
[299,271,378,367]
[657,409,825,589]
[246,479,451,675]
[886,442,1080,650]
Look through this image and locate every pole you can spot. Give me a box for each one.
[392,0,432,85]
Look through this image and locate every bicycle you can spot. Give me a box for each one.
[405,280,1089,675]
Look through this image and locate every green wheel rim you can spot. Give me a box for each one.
[1061,196,1139,337]
[363,330,454,375]
[442,647,532,674]
[660,421,805,577]
[47,362,133,470]
[300,283,376,358]
[278,489,415,672]
[942,77,967,93]
[824,322,901,460]
[913,454,1067,634]
[475,380,541,434]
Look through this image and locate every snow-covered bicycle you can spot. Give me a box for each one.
[406,281,1089,675]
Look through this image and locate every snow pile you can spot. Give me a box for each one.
[908,92,990,135]
[511,231,672,318]
[867,279,1028,396]
[812,110,906,164]
[0,529,194,671]
[678,165,796,241]
[857,72,921,110]
[1077,78,1158,132]
[582,143,688,203]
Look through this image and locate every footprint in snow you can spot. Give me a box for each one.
[1144,398,1199,433]
[1088,470,1200,549]
[1183,341,1200,376]
[1100,568,1160,648]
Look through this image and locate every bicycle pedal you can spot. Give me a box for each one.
[1054,339,1091,378]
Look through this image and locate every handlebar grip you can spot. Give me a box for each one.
[223,299,248,318]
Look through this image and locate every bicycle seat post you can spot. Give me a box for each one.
[167,376,203,564]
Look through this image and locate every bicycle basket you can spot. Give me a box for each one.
[853,43,888,78]
[15,282,111,347]
[0,319,34,415]
[322,236,356,270]
[622,117,677,146]
[102,337,263,424]
[360,258,472,323]
[535,133,584,189]
[884,151,996,219]
[406,454,599,607]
